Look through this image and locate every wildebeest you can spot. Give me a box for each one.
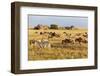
[83,33,88,38]
[29,39,35,45]
[40,32,43,35]
[75,37,83,44]
[82,39,88,43]
[48,32,60,38]
[62,38,74,44]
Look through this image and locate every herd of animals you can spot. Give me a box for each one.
[29,31,88,49]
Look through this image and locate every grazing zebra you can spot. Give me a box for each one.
[41,39,51,48]
[34,40,43,48]
[34,39,51,48]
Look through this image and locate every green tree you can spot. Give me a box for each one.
[50,24,58,29]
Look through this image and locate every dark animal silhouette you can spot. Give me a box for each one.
[29,39,35,45]
[75,37,83,44]
[62,38,74,44]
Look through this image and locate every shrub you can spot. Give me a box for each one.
[50,24,58,29]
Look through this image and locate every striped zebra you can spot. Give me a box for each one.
[34,39,51,48]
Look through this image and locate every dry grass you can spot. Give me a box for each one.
[28,29,88,60]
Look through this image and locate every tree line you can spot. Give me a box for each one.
[33,24,75,30]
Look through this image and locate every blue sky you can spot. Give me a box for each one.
[28,15,88,28]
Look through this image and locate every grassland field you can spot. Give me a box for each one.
[28,29,88,60]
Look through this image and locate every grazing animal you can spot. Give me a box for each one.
[63,32,66,34]
[34,39,51,48]
[29,39,35,45]
[62,38,74,44]
[83,34,88,38]
[82,39,88,43]
[51,32,56,36]
[55,34,60,37]
[34,40,43,48]
[40,32,43,35]
[41,39,51,48]
[49,32,60,38]
[75,37,83,44]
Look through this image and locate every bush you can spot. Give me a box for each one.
[50,24,58,29]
